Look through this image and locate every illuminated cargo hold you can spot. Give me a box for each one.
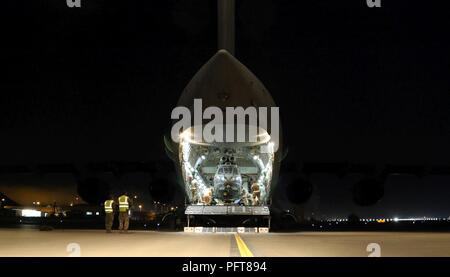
[178,126,275,206]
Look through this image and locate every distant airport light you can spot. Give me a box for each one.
[139,205,143,211]
[1,198,5,202]
[95,212,100,216]
[36,202,40,205]
[394,217,399,222]
[86,211,93,216]
[21,209,41,217]
[134,195,138,199]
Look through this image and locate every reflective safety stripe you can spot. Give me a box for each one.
[118,195,129,212]
[104,200,114,213]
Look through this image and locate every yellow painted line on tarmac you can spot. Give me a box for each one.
[234,233,254,257]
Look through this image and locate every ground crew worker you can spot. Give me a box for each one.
[118,192,132,233]
[104,196,115,233]
[202,188,212,205]
[241,188,250,206]
[190,180,199,204]
[251,182,261,205]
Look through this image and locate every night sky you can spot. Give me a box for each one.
[1,0,449,218]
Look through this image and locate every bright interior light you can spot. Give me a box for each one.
[21,209,41,217]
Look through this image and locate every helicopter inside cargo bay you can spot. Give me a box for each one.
[179,127,275,206]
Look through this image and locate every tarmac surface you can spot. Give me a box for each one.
[0,228,449,257]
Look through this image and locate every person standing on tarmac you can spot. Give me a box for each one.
[118,192,133,233]
[104,196,116,233]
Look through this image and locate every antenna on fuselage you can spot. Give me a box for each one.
[217,0,235,55]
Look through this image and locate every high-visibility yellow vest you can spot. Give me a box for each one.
[104,200,114,213]
[118,195,129,212]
